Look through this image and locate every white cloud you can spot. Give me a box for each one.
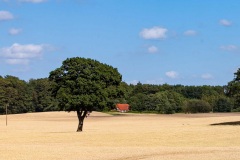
[0,43,51,65]
[0,43,45,59]
[184,30,197,36]
[219,19,232,26]
[201,73,214,79]
[166,71,179,79]
[18,0,48,3]
[0,11,14,21]
[148,46,158,53]
[5,59,29,65]
[140,27,168,39]
[9,28,22,35]
[220,45,238,52]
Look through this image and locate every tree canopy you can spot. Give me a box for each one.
[49,57,123,131]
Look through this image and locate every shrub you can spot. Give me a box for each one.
[232,107,240,112]
[183,99,211,113]
[213,97,233,112]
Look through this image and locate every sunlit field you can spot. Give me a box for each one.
[0,112,240,160]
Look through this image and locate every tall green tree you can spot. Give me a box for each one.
[226,68,240,110]
[49,57,122,132]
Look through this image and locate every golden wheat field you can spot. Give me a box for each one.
[0,111,240,160]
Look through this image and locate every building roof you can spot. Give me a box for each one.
[116,104,129,111]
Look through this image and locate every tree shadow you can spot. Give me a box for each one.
[211,121,240,126]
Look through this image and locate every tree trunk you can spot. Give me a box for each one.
[76,109,87,132]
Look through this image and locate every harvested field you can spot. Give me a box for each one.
[0,112,240,160]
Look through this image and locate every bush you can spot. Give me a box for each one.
[213,97,233,112]
[183,99,211,113]
[232,107,240,112]
[0,106,5,114]
[155,101,175,114]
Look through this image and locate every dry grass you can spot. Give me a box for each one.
[0,112,240,160]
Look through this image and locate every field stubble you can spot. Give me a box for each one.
[0,112,240,160]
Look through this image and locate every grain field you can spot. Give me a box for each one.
[0,112,240,160]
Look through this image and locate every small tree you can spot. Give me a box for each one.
[49,57,122,132]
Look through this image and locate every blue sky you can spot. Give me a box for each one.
[0,0,239,86]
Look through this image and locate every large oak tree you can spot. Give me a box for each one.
[49,57,122,132]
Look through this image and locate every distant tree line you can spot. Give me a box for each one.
[0,76,59,114]
[124,83,232,114]
[0,68,240,115]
